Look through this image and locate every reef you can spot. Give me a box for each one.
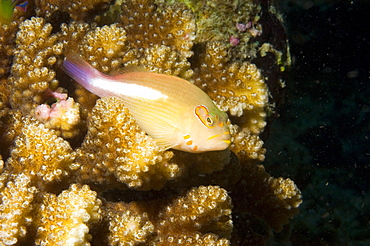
[0,0,301,245]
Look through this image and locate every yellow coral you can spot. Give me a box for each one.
[153,186,232,245]
[103,186,232,245]
[58,21,92,54]
[5,116,75,187]
[35,184,102,245]
[7,18,91,138]
[229,125,266,162]
[119,0,196,58]
[0,174,37,245]
[270,177,302,209]
[122,44,194,80]
[74,97,177,190]
[105,203,155,245]
[9,17,61,113]
[78,24,128,73]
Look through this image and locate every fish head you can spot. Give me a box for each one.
[180,105,231,153]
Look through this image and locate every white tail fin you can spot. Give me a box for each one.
[62,53,103,93]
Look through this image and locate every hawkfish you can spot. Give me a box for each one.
[0,0,27,25]
[62,53,231,153]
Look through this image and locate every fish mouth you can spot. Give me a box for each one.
[221,131,231,146]
[207,131,231,149]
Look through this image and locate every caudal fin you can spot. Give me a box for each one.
[62,53,103,92]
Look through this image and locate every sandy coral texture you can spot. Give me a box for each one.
[0,0,301,245]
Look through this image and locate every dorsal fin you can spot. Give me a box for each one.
[110,65,147,76]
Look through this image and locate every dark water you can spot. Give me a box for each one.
[264,0,370,244]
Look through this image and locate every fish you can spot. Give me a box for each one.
[62,53,231,153]
[0,0,28,25]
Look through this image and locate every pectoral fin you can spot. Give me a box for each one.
[153,137,178,150]
[143,117,180,151]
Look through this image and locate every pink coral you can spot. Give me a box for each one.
[236,23,248,32]
[34,97,81,138]
[229,35,240,46]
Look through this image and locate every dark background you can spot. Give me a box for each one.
[264,0,370,244]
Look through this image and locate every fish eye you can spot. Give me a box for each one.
[206,116,214,126]
[195,105,217,128]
